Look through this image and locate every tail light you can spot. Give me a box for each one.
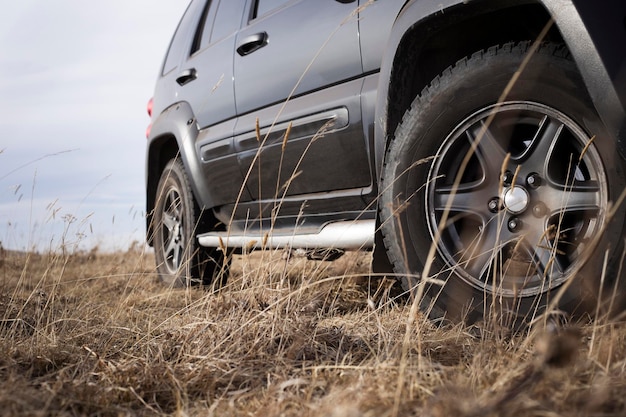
[146,97,153,138]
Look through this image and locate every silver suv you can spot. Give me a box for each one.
[146,0,626,324]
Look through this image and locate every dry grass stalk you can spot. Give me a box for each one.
[0,247,624,416]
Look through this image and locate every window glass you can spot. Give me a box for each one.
[191,0,213,54]
[254,0,291,19]
[211,1,244,42]
[162,0,203,75]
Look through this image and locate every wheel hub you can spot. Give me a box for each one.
[173,222,181,242]
[503,186,529,214]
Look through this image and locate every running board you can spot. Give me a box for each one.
[197,219,374,251]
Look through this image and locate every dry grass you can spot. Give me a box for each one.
[1,246,625,416]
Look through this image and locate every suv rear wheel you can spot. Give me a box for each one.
[381,42,626,325]
[153,158,229,287]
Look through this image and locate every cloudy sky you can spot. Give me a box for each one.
[0,1,189,252]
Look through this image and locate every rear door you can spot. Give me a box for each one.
[177,0,244,128]
[232,0,371,203]
[174,0,250,206]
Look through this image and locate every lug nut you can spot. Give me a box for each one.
[508,217,522,232]
[532,202,547,217]
[526,173,542,188]
[488,197,502,213]
[502,170,514,186]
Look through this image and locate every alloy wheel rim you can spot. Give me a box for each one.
[425,102,608,297]
[160,186,185,274]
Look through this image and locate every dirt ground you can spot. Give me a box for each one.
[1,247,625,416]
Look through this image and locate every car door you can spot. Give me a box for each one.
[232,0,371,204]
[174,0,250,206]
[177,0,244,128]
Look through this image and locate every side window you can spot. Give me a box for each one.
[191,0,242,53]
[211,1,244,42]
[190,0,215,55]
[162,0,205,75]
[253,0,291,19]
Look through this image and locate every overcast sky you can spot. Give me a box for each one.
[0,1,189,252]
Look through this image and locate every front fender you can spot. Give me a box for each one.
[373,0,465,181]
[542,0,626,158]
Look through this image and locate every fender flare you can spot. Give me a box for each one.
[145,102,214,242]
[374,0,626,174]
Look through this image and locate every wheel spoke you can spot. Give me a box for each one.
[172,242,182,270]
[165,190,182,218]
[520,216,565,276]
[467,121,508,187]
[162,211,178,231]
[165,230,185,270]
[160,187,186,271]
[450,215,505,279]
[505,239,551,286]
[164,232,178,261]
[433,183,491,218]
[519,116,564,172]
[542,183,601,214]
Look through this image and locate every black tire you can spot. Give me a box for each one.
[380,42,626,325]
[153,158,229,287]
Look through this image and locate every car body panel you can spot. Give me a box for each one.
[233,0,362,115]
[546,0,626,157]
[358,0,406,74]
[234,78,372,203]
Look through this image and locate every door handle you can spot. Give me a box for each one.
[236,32,269,56]
[176,68,197,86]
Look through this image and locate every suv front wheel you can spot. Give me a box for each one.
[381,42,626,325]
[153,158,229,287]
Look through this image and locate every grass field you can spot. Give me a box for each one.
[1,246,625,416]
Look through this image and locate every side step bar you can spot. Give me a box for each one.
[197,219,375,251]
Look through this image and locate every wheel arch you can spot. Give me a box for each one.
[145,133,179,246]
[145,102,214,246]
[375,1,563,175]
[375,0,626,174]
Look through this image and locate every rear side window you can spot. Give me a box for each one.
[190,0,214,55]
[254,0,291,19]
[190,0,242,53]
[162,0,206,75]
[211,1,244,42]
